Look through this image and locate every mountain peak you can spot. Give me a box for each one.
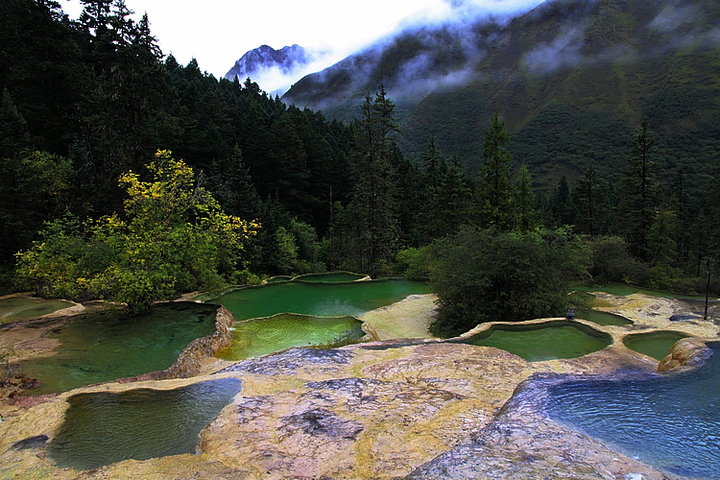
[225,44,310,81]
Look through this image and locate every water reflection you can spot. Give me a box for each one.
[46,378,243,470]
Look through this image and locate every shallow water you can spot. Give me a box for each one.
[545,342,720,478]
[19,302,218,395]
[0,297,74,323]
[293,272,367,282]
[218,314,364,361]
[580,310,633,326]
[460,321,612,362]
[46,377,243,470]
[213,279,430,320]
[623,330,690,361]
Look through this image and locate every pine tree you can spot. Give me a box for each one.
[74,0,168,213]
[346,86,399,277]
[549,175,575,227]
[420,133,444,189]
[436,155,474,236]
[622,117,658,259]
[477,111,514,230]
[515,164,538,232]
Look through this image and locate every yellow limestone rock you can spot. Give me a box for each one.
[0,291,716,479]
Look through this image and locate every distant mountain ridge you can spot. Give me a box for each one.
[280,0,720,194]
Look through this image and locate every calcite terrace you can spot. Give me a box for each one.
[0,293,717,479]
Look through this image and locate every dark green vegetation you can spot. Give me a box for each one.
[46,378,243,470]
[284,0,720,195]
[1,0,719,337]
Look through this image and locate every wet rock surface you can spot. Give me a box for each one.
[0,292,718,479]
[406,373,673,480]
[657,336,715,373]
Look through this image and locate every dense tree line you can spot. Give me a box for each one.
[2,0,719,331]
[0,0,354,286]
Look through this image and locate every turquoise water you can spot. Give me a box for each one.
[293,272,368,282]
[0,296,74,324]
[460,321,612,362]
[218,314,365,361]
[545,342,720,478]
[19,303,218,395]
[623,330,691,361]
[46,378,243,470]
[580,310,633,326]
[212,279,430,320]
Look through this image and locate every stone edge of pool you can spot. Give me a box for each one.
[1,291,719,479]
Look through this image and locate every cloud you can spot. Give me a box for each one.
[648,4,703,33]
[388,64,478,102]
[230,47,336,96]
[521,25,586,74]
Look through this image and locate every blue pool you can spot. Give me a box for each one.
[545,342,720,478]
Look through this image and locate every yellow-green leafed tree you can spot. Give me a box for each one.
[16,150,259,312]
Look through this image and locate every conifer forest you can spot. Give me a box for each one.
[2,0,719,336]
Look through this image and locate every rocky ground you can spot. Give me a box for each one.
[0,292,717,479]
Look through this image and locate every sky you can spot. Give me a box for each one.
[60,0,545,91]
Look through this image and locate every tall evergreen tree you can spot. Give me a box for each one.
[477,111,514,230]
[622,117,659,259]
[514,164,538,232]
[435,154,474,236]
[549,175,575,227]
[345,86,399,277]
[419,134,449,241]
[420,132,444,189]
[572,165,617,237]
[74,0,168,213]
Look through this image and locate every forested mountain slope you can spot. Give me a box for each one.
[283,0,720,192]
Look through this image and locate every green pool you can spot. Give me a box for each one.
[18,302,218,395]
[211,279,430,320]
[623,330,691,361]
[218,313,365,361]
[0,296,74,324]
[459,320,613,362]
[580,310,633,326]
[46,377,243,470]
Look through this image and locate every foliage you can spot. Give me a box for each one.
[621,117,659,259]
[477,112,515,230]
[585,235,648,285]
[395,246,436,281]
[3,0,720,306]
[342,86,400,277]
[646,210,682,290]
[427,227,590,338]
[15,150,258,312]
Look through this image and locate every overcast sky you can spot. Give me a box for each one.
[61,0,545,85]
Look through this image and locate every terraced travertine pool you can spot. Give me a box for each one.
[17,302,218,395]
[545,341,720,478]
[458,320,613,362]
